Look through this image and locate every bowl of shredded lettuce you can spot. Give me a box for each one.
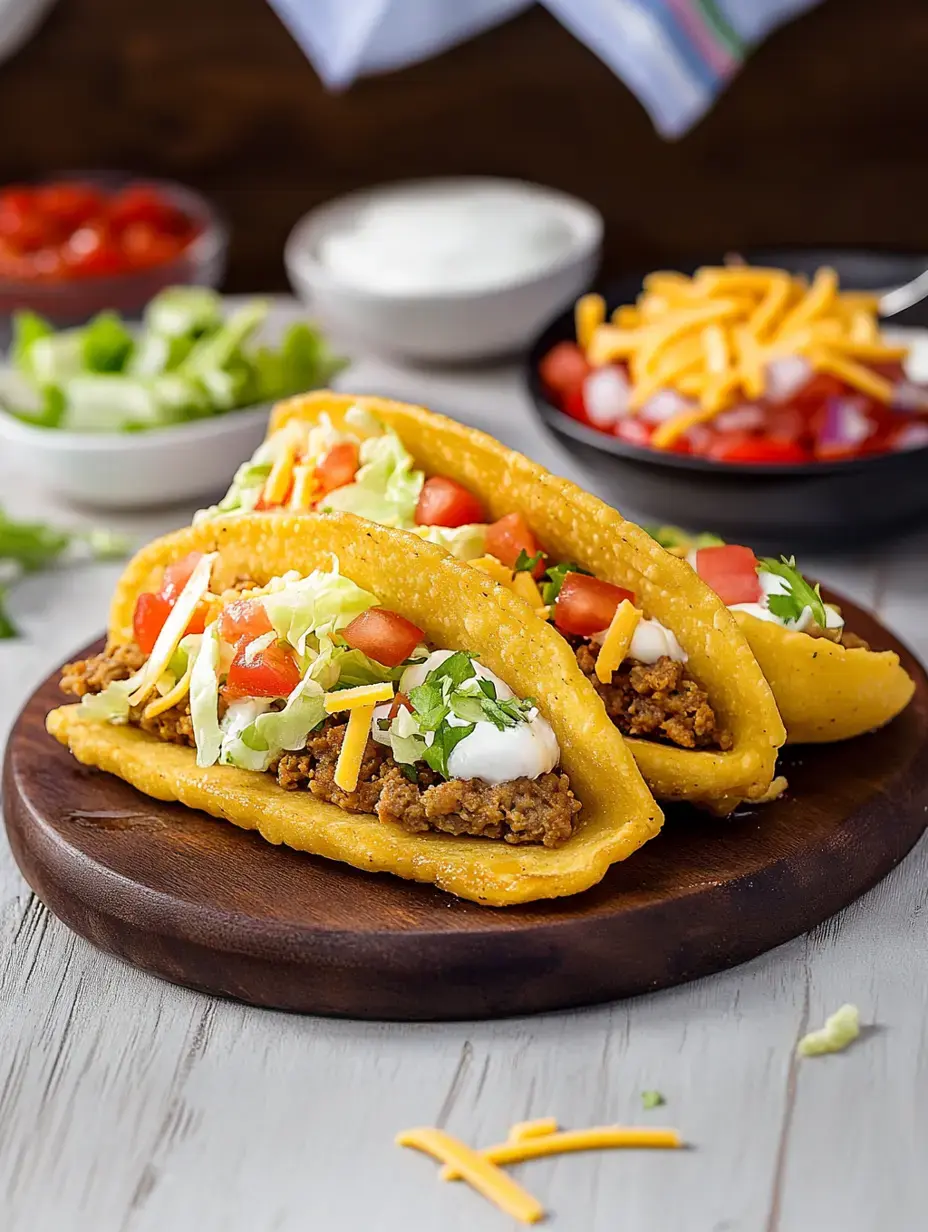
[0,287,346,509]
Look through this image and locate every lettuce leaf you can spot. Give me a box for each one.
[79,674,142,723]
[263,568,377,654]
[411,522,487,560]
[221,669,328,772]
[321,429,424,528]
[189,625,222,767]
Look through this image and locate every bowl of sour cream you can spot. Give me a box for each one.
[284,178,602,362]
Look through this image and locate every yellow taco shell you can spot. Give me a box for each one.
[268,392,786,808]
[47,512,662,907]
[733,612,915,744]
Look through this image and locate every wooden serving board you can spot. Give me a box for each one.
[5,595,928,1021]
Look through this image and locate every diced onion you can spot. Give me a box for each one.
[639,389,691,424]
[765,354,812,403]
[582,366,631,427]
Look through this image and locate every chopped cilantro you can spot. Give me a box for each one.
[408,681,450,732]
[0,589,17,639]
[478,678,497,700]
[428,650,477,689]
[541,560,592,606]
[758,555,827,629]
[400,763,419,784]
[641,1090,665,1109]
[514,548,545,574]
[422,722,475,778]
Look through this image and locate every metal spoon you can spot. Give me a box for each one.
[879,270,928,318]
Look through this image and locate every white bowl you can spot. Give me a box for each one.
[0,404,270,509]
[284,178,603,363]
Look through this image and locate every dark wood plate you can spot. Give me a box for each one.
[5,592,928,1021]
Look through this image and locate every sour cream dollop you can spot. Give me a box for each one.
[729,568,844,633]
[591,616,687,665]
[371,649,560,785]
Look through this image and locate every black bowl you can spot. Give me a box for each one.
[526,249,928,553]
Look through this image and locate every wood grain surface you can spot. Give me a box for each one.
[6,590,927,1020]
[2,0,927,290]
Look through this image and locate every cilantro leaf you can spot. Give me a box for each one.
[423,722,475,779]
[641,1090,665,1110]
[758,556,827,628]
[427,651,477,689]
[408,680,450,731]
[514,548,544,574]
[478,678,497,700]
[541,560,592,606]
[400,762,419,784]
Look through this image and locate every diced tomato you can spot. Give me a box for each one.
[708,435,811,465]
[554,573,635,637]
[218,598,272,645]
[120,221,184,269]
[694,545,761,606]
[789,373,847,411]
[314,441,359,496]
[869,360,907,385]
[341,607,424,668]
[33,182,104,230]
[160,551,204,603]
[562,388,589,423]
[614,418,653,447]
[484,512,545,577]
[225,638,302,700]
[133,591,173,655]
[388,692,413,720]
[414,476,487,528]
[106,185,187,234]
[539,342,591,398]
[61,221,124,277]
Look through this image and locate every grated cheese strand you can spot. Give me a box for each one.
[508,1118,559,1143]
[397,1127,544,1225]
[263,439,296,507]
[333,704,376,793]
[511,570,544,608]
[595,600,641,683]
[128,553,217,709]
[441,1125,683,1181]
[143,658,196,720]
[324,682,394,713]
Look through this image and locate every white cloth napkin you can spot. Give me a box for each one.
[267,0,820,138]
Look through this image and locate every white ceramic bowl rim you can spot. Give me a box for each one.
[0,403,271,452]
[285,177,604,305]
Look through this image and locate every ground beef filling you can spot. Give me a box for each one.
[572,640,732,751]
[60,642,581,848]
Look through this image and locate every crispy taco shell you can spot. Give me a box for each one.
[268,393,786,808]
[47,513,662,906]
[733,612,914,744]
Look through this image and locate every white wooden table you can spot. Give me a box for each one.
[2,300,927,1232]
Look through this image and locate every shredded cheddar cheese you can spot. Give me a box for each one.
[324,682,394,713]
[289,463,319,511]
[581,265,907,441]
[396,1128,544,1225]
[441,1123,683,1180]
[333,703,376,793]
[595,600,641,683]
[263,440,296,507]
[143,658,196,719]
[511,569,544,608]
[507,1118,559,1142]
[471,555,515,586]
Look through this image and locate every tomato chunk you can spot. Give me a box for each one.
[708,436,810,465]
[219,598,273,645]
[341,607,424,668]
[133,592,173,655]
[225,638,302,700]
[554,573,635,637]
[160,551,203,603]
[485,513,545,577]
[315,441,359,495]
[539,341,591,398]
[695,545,761,606]
[414,476,487,528]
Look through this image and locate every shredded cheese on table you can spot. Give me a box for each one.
[441,1125,682,1179]
[396,1128,544,1225]
[508,1118,559,1142]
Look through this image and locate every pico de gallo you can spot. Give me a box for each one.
[0,180,203,282]
[197,408,730,752]
[540,266,928,464]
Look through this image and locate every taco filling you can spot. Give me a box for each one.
[198,408,730,753]
[59,551,580,848]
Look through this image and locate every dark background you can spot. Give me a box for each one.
[4,0,924,291]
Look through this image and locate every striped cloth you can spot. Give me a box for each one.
[267,0,821,137]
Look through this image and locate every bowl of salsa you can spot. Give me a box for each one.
[0,175,227,335]
[526,250,928,551]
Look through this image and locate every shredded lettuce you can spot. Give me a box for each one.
[221,668,328,772]
[412,522,487,560]
[263,568,377,655]
[189,625,222,767]
[321,429,424,527]
[797,1004,861,1057]
[80,674,142,723]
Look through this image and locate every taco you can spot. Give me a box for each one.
[648,527,915,744]
[196,391,785,810]
[47,512,662,906]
